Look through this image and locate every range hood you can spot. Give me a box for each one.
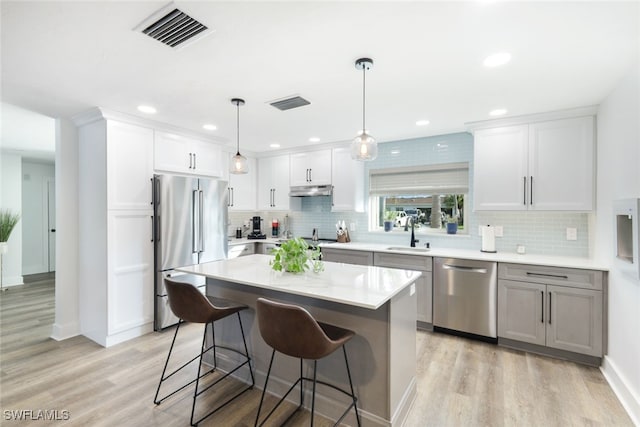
[289,185,333,197]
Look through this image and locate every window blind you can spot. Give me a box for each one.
[369,162,469,195]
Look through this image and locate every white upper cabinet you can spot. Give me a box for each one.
[528,117,594,210]
[331,147,365,212]
[473,116,594,211]
[474,125,529,211]
[258,155,300,211]
[106,121,154,210]
[154,131,222,177]
[223,154,257,211]
[290,149,332,186]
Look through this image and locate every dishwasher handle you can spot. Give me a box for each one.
[442,264,488,274]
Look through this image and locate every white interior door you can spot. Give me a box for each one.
[47,177,56,272]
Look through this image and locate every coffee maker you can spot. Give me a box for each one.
[247,216,266,239]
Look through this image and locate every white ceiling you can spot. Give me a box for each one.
[1,1,638,154]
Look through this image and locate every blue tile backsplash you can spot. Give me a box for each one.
[230,131,590,257]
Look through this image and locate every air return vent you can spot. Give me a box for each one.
[134,3,213,49]
[269,96,311,111]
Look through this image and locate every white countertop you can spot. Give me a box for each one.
[321,242,609,271]
[176,254,422,310]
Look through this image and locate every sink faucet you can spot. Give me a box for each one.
[407,217,419,247]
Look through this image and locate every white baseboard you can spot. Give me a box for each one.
[601,355,640,426]
[1,276,24,287]
[50,321,80,341]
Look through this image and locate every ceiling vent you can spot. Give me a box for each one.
[134,3,213,49]
[269,96,311,111]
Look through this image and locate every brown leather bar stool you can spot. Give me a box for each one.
[154,278,254,426]
[254,297,360,427]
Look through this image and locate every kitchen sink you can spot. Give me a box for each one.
[385,246,431,253]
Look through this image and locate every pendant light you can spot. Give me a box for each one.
[230,98,248,174]
[351,57,378,161]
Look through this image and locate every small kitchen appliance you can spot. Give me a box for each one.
[247,216,266,239]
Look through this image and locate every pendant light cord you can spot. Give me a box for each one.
[236,101,240,155]
[362,65,366,132]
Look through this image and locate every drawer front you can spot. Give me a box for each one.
[498,263,603,290]
[374,253,432,271]
[321,248,373,266]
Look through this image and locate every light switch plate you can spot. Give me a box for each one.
[350,222,356,231]
[566,227,578,240]
[410,283,416,296]
[494,226,503,237]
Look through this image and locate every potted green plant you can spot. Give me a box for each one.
[270,237,324,274]
[0,209,20,253]
[0,209,20,291]
[446,217,458,235]
[383,211,395,232]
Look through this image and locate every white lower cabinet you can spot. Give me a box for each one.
[107,211,154,339]
[498,263,603,357]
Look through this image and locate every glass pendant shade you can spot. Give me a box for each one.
[351,131,378,161]
[230,152,248,174]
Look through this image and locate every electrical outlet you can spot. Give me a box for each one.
[350,222,356,231]
[494,226,503,237]
[410,283,416,296]
[566,227,577,241]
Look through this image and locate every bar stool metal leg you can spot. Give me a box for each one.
[343,345,361,427]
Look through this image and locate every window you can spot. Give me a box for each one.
[369,162,469,234]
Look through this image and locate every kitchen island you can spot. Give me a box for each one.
[177,254,422,427]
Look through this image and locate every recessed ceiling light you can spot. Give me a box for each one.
[309,137,320,143]
[137,105,157,114]
[489,108,508,116]
[269,143,281,148]
[483,52,511,68]
[416,120,430,126]
[202,124,217,131]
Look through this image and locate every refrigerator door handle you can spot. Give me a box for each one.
[199,189,205,253]
[192,190,199,253]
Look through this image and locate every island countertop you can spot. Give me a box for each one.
[176,254,422,310]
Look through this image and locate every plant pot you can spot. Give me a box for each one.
[383,221,393,232]
[0,242,7,255]
[446,222,458,234]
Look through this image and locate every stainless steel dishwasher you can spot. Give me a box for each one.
[433,257,498,340]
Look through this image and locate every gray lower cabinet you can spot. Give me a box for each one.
[374,253,433,326]
[498,263,603,358]
[321,247,373,266]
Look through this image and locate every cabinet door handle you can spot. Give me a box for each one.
[193,153,197,169]
[548,292,552,324]
[309,168,313,182]
[530,176,533,205]
[150,177,154,205]
[523,176,527,205]
[230,187,234,207]
[271,188,275,207]
[526,272,569,280]
[151,216,154,242]
[540,290,544,323]
[331,185,334,207]
[189,153,193,169]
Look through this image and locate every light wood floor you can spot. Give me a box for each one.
[0,280,633,426]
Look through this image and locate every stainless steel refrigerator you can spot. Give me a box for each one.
[153,174,228,330]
